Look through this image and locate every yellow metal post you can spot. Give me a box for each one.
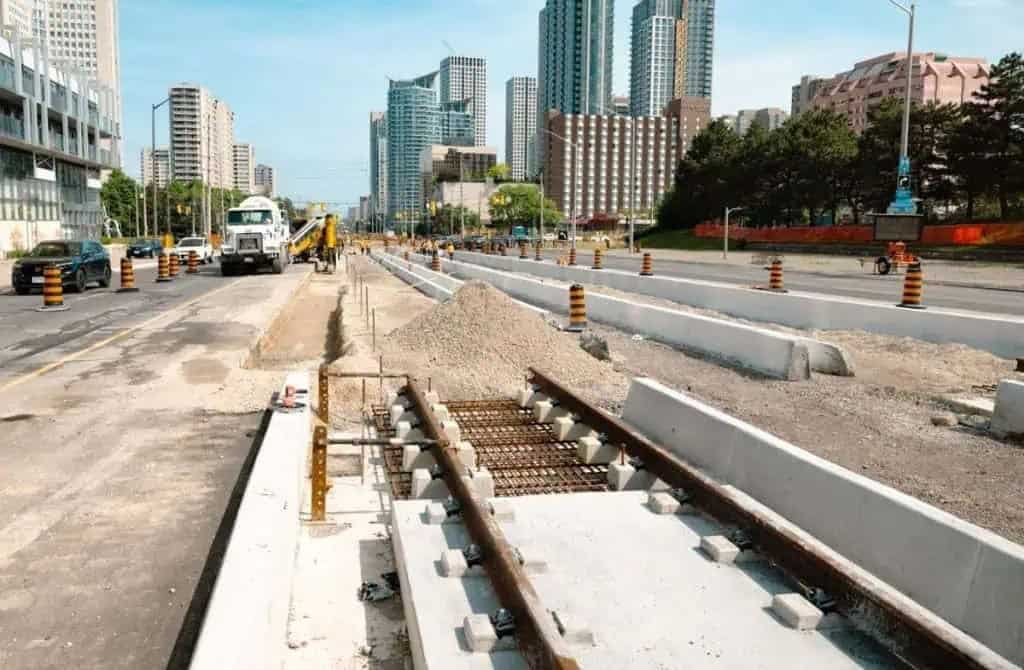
[311,425,327,522]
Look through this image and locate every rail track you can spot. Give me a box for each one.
[385,369,1014,670]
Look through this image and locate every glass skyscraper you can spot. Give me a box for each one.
[682,0,715,99]
[387,73,440,224]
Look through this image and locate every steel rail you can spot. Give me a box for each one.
[404,381,582,670]
[527,367,1013,670]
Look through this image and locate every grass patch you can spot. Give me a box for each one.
[637,228,737,251]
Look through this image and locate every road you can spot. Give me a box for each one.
[0,262,310,669]
[537,249,1024,316]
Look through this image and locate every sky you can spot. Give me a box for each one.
[120,0,1024,209]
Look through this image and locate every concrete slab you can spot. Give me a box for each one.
[391,492,896,670]
[621,377,1024,666]
[773,594,824,630]
[992,380,1024,439]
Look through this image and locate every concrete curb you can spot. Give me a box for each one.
[621,377,1024,666]
[456,251,1024,360]
[188,372,310,670]
[397,252,837,381]
[243,267,314,369]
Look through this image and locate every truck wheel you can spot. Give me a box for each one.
[875,257,892,276]
[271,257,284,274]
[222,264,236,277]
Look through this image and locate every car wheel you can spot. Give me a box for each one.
[15,286,30,296]
[221,264,235,277]
[73,269,87,293]
[98,264,111,288]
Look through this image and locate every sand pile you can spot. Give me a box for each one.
[383,281,628,402]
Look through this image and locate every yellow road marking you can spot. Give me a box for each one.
[0,278,245,392]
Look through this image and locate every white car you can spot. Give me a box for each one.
[173,237,214,264]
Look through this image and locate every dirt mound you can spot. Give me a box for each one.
[384,281,627,402]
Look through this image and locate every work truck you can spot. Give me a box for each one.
[220,196,291,276]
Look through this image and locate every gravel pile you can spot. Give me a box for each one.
[383,281,628,402]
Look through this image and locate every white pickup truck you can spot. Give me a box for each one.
[171,237,214,265]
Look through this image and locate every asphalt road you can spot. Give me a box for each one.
[0,263,309,669]
[538,250,1024,316]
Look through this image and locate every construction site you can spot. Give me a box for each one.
[162,235,1024,670]
[3,229,1024,670]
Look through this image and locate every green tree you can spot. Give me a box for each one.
[658,119,742,229]
[99,169,139,236]
[489,183,561,231]
[963,52,1024,218]
[486,163,511,182]
[429,205,481,235]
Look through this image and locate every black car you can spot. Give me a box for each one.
[10,240,111,295]
[127,238,163,258]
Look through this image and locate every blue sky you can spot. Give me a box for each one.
[121,0,1024,208]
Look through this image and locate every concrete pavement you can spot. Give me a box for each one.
[539,249,1024,315]
[0,263,311,669]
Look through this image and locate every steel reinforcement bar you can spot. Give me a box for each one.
[403,381,582,670]
[527,367,1011,670]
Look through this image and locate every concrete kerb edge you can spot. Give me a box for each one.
[242,266,315,368]
[373,252,456,303]
[455,250,1024,361]
[620,377,1024,666]
[188,371,310,670]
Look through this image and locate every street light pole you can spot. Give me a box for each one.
[151,96,170,241]
[724,206,743,260]
[886,0,918,215]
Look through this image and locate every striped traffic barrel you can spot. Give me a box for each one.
[592,247,603,270]
[535,241,543,261]
[519,242,528,259]
[568,247,577,266]
[187,250,199,274]
[168,252,180,277]
[640,252,653,276]
[567,284,587,332]
[156,253,172,282]
[37,265,68,312]
[768,260,784,291]
[899,261,925,309]
[431,251,441,272]
[118,257,139,293]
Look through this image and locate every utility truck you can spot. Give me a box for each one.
[220,196,290,276]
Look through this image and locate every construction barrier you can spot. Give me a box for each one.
[592,248,603,270]
[640,252,653,277]
[187,250,200,274]
[535,242,543,261]
[37,266,68,312]
[899,261,925,309]
[567,284,587,332]
[430,251,441,272]
[695,221,1024,247]
[500,245,507,257]
[168,253,180,277]
[118,257,139,293]
[568,247,577,266]
[156,254,171,282]
[768,259,785,291]
[519,242,528,259]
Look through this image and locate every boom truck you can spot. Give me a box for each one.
[220,196,291,276]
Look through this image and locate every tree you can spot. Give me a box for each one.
[99,169,139,236]
[489,184,561,231]
[428,205,481,235]
[658,119,742,229]
[486,163,511,182]
[963,52,1024,218]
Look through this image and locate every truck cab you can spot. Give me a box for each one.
[220,196,290,275]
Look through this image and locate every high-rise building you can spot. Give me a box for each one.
[255,163,276,198]
[505,76,537,182]
[0,28,121,254]
[31,0,121,161]
[791,75,825,117]
[0,0,31,34]
[232,142,255,194]
[630,0,685,117]
[734,109,757,136]
[369,111,388,224]
[803,52,990,134]
[679,0,714,99]
[387,72,441,223]
[440,56,487,147]
[168,84,235,188]
[665,96,711,155]
[537,0,615,168]
[141,147,170,188]
[612,95,631,115]
[439,100,475,147]
[753,107,788,132]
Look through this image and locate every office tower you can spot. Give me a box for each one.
[791,75,824,117]
[612,95,630,115]
[369,111,388,224]
[440,56,487,146]
[141,147,170,188]
[505,76,537,182]
[168,84,235,188]
[679,0,714,98]
[439,100,475,146]
[387,72,441,223]
[537,0,614,166]
[255,163,276,198]
[0,0,31,34]
[630,0,685,117]
[232,142,255,194]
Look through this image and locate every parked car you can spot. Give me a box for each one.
[126,238,163,258]
[10,239,111,294]
[172,237,214,264]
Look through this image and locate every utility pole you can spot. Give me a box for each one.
[538,168,544,248]
[141,172,148,237]
[152,96,170,240]
[724,206,743,260]
[459,155,465,238]
[886,0,918,215]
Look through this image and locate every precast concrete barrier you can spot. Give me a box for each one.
[411,253,828,381]
[189,372,310,670]
[992,380,1024,439]
[621,377,1024,666]
[456,250,1024,361]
